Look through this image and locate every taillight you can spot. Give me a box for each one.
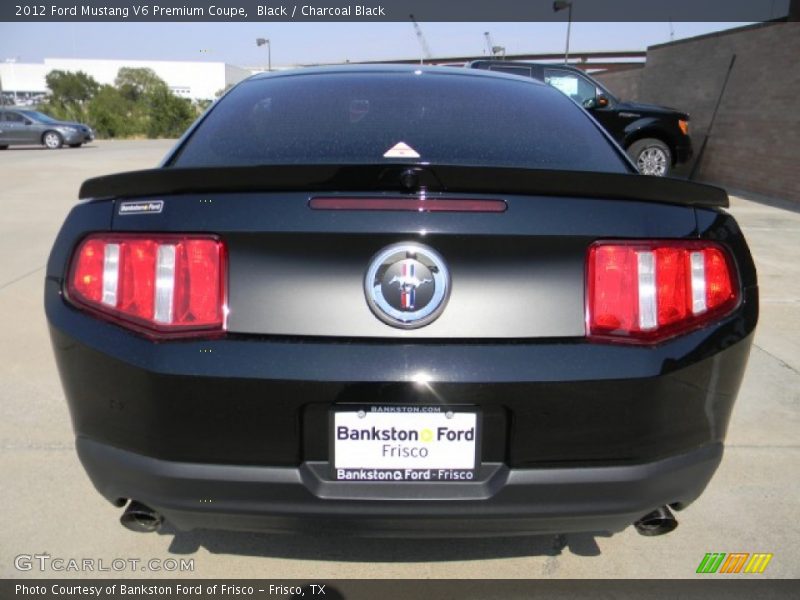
[587,241,739,342]
[309,197,508,212]
[678,119,689,135]
[67,234,226,338]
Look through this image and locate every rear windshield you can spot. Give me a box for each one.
[172,71,629,173]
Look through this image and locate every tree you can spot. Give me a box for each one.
[115,67,167,103]
[113,67,194,138]
[37,66,196,139]
[45,70,98,105]
[42,70,100,122]
[86,85,135,138]
[194,98,213,113]
[146,86,195,138]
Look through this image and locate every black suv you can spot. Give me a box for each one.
[467,60,692,177]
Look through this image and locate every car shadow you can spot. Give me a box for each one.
[159,525,609,561]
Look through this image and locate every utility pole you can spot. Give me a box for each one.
[256,38,271,72]
[553,1,573,64]
[409,14,432,64]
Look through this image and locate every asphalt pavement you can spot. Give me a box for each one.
[0,140,797,579]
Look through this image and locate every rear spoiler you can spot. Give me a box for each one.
[79,164,728,209]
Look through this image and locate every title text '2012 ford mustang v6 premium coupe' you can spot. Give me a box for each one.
[46,66,757,538]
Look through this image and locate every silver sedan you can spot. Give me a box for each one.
[0,109,94,149]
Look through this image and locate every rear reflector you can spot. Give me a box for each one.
[310,197,507,212]
[587,240,739,342]
[67,234,226,338]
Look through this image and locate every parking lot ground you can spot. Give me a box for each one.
[0,140,798,578]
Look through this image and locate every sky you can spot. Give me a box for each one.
[0,22,754,67]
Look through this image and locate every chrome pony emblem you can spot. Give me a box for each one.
[388,262,432,310]
[364,243,450,329]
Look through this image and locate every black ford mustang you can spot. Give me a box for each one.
[45,66,757,538]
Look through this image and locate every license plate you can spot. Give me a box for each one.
[331,406,480,482]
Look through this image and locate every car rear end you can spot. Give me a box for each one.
[45,67,757,537]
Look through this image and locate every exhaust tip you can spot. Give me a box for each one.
[120,500,163,533]
[634,506,678,537]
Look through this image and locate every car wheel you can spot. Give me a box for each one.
[628,138,671,177]
[0,145,8,150]
[43,131,63,149]
[69,143,82,148]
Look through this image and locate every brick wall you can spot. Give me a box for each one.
[594,66,643,104]
[595,22,800,204]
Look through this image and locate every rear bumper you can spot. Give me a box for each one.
[78,436,722,537]
[47,275,756,536]
[47,288,756,469]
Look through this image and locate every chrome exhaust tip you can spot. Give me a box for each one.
[634,505,678,537]
[120,500,163,533]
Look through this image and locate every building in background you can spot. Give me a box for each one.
[0,58,253,104]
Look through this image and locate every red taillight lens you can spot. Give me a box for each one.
[70,238,105,304]
[309,197,508,212]
[67,234,226,337]
[587,241,739,342]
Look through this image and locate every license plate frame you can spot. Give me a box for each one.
[330,405,481,482]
